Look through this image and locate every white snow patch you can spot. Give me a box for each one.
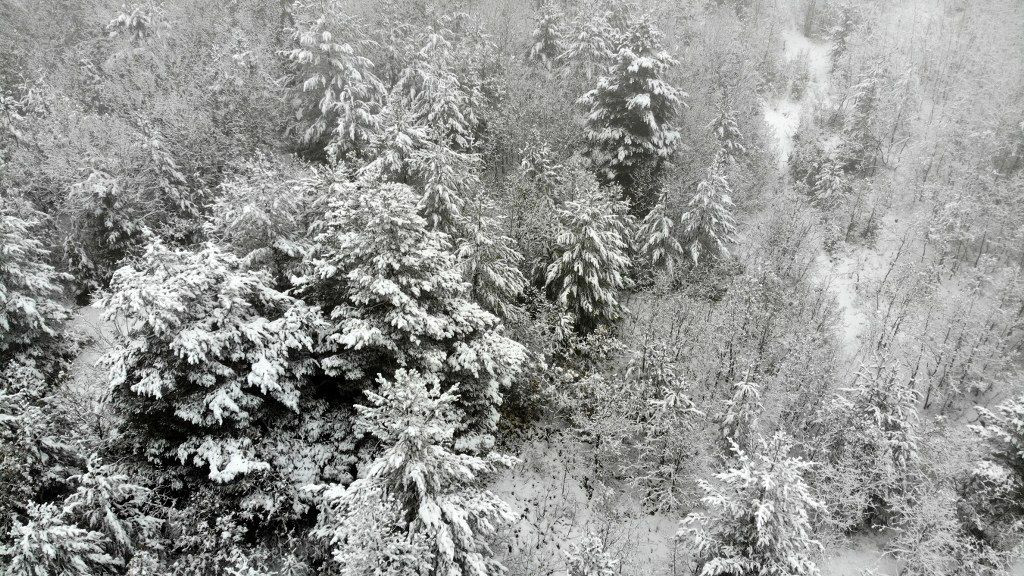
[763,99,803,166]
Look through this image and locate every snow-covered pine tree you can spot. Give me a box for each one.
[1,203,70,366]
[560,9,620,80]
[205,154,326,288]
[565,534,619,576]
[635,193,683,275]
[0,203,82,532]
[526,4,565,66]
[100,241,325,483]
[841,71,881,172]
[1,502,119,576]
[313,369,514,576]
[815,365,920,531]
[396,31,486,153]
[359,94,431,183]
[409,141,479,235]
[283,11,385,158]
[828,5,855,70]
[578,14,683,212]
[545,184,633,333]
[708,109,746,166]
[811,157,849,208]
[520,139,565,195]
[679,432,824,576]
[62,169,146,299]
[715,377,762,456]
[302,180,525,452]
[970,392,1024,532]
[679,160,737,265]
[457,198,527,319]
[61,457,163,564]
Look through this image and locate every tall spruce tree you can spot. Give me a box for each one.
[313,369,514,576]
[679,160,737,265]
[545,184,633,332]
[301,180,525,452]
[526,4,566,66]
[578,15,684,213]
[679,433,824,576]
[283,11,386,159]
[635,193,682,275]
[100,241,326,483]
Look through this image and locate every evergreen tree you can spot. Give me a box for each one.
[708,109,746,166]
[840,71,881,172]
[715,377,762,456]
[100,241,325,482]
[61,457,163,564]
[457,199,527,319]
[679,433,824,576]
[205,154,326,288]
[283,11,386,158]
[815,365,921,530]
[635,194,683,275]
[578,15,684,212]
[679,161,737,265]
[1,502,119,576]
[0,203,82,536]
[409,142,479,235]
[560,9,620,80]
[302,180,525,452]
[62,169,146,300]
[313,369,514,576]
[970,392,1024,536]
[396,31,487,153]
[1,204,70,364]
[811,158,849,208]
[359,95,431,183]
[828,5,856,71]
[545,185,633,332]
[526,4,566,66]
[565,534,618,576]
[520,139,565,195]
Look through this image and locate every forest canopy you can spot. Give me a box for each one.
[1,0,1023,574]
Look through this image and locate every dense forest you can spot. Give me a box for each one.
[1,0,1023,574]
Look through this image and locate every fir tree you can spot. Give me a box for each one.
[62,169,146,299]
[560,10,620,80]
[526,4,566,66]
[811,158,849,208]
[520,139,565,195]
[1,204,70,363]
[61,457,163,564]
[545,184,633,332]
[715,377,762,456]
[302,180,525,451]
[679,433,824,576]
[817,365,920,530]
[100,241,325,482]
[283,11,386,158]
[708,109,746,166]
[970,392,1024,535]
[635,194,683,275]
[565,534,618,576]
[409,142,479,235]
[679,161,737,265]
[396,31,487,153]
[205,154,326,287]
[457,199,527,319]
[578,15,684,212]
[840,71,881,172]
[313,369,514,576]
[1,502,119,576]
